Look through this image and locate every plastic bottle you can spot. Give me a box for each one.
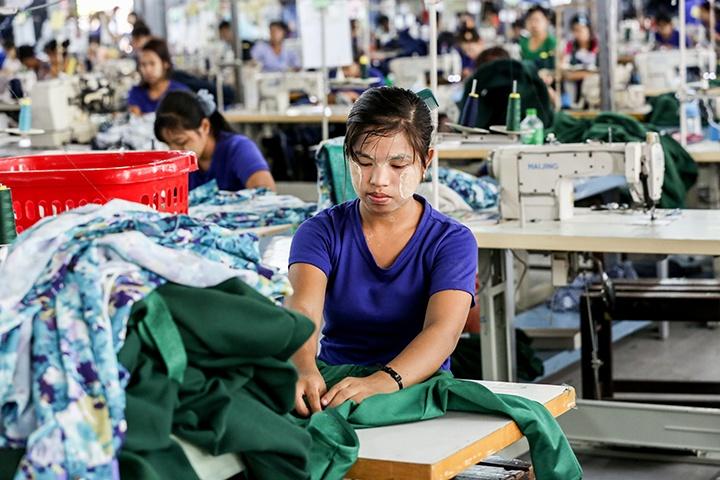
[520,108,544,145]
[685,99,702,138]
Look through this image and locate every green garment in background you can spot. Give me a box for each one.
[460,59,555,130]
[118,278,316,480]
[519,34,557,70]
[293,361,582,480]
[549,111,698,208]
[647,93,680,127]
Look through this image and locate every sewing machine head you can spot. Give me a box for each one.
[252,71,324,112]
[634,48,717,92]
[388,52,463,89]
[490,133,665,223]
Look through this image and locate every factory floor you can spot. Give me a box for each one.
[544,322,720,480]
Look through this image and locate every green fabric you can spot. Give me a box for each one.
[134,292,187,384]
[460,59,555,130]
[0,448,24,479]
[4,280,580,480]
[647,93,680,127]
[519,35,557,70]
[295,361,582,480]
[118,278,317,480]
[323,139,357,204]
[549,111,698,208]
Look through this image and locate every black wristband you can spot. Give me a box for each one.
[379,365,403,390]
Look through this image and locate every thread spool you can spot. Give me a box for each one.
[460,78,480,127]
[18,97,32,133]
[359,55,369,79]
[0,184,17,244]
[505,80,521,132]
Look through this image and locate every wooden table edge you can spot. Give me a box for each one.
[347,386,576,480]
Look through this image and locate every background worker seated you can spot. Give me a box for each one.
[458,47,555,130]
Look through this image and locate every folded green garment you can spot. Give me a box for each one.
[292,361,582,480]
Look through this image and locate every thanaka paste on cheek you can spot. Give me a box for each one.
[350,161,363,194]
[398,165,421,200]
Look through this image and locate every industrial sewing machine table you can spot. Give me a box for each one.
[580,278,720,408]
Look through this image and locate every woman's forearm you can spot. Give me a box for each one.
[385,323,462,387]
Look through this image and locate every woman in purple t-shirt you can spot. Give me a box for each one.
[154,90,275,192]
[127,38,190,115]
[287,87,477,417]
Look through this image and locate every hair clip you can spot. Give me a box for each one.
[415,88,439,111]
[196,89,217,116]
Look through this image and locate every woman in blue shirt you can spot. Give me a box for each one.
[287,87,477,416]
[128,38,190,115]
[154,90,275,191]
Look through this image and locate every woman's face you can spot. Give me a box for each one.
[526,11,549,37]
[138,50,167,86]
[572,23,591,45]
[162,119,211,161]
[350,132,427,215]
[270,25,286,45]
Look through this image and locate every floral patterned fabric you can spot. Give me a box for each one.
[189,181,316,230]
[0,200,290,479]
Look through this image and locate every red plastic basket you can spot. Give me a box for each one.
[0,150,198,233]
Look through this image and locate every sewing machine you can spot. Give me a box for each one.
[579,63,647,111]
[634,48,717,93]
[388,52,463,89]
[491,134,665,223]
[30,79,97,147]
[243,70,325,112]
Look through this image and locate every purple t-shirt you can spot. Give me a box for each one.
[289,195,477,370]
[127,80,190,113]
[189,131,270,191]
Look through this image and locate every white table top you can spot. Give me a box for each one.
[436,142,499,160]
[686,141,720,163]
[349,380,575,480]
[223,105,350,124]
[436,140,717,163]
[466,208,720,256]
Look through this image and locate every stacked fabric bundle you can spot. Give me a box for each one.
[93,113,165,151]
[189,181,317,230]
[0,200,291,479]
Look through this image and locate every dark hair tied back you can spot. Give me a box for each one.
[154,90,234,142]
[344,86,433,169]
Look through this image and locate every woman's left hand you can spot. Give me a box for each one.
[321,372,400,408]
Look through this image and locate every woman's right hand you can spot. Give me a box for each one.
[295,368,327,417]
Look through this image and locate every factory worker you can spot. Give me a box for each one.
[286,87,477,416]
[128,37,190,115]
[519,5,557,71]
[155,89,275,192]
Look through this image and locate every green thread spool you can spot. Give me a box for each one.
[505,80,521,132]
[359,55,369,79]
[0,184,17,244]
